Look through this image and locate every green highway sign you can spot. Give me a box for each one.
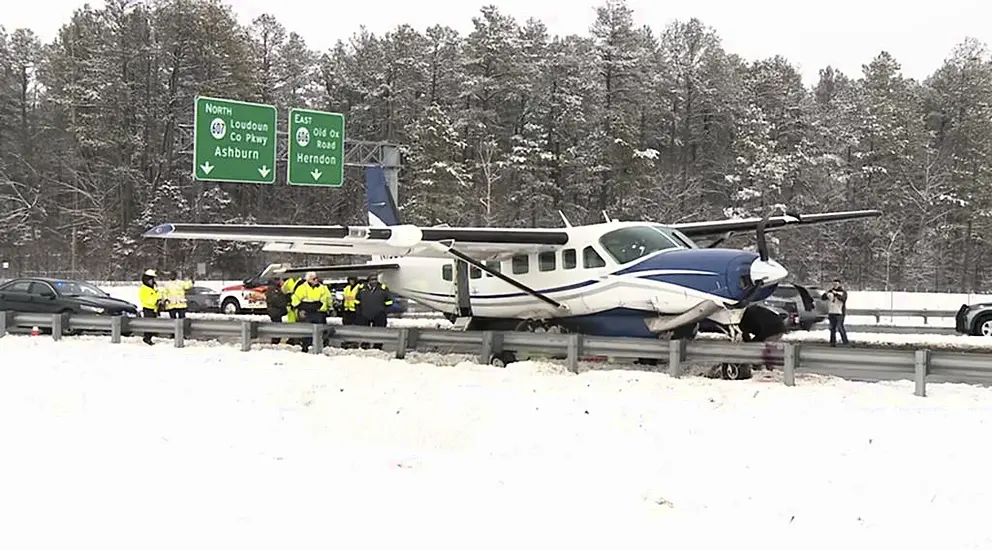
[193,96,277,184]
[288,108,345,186]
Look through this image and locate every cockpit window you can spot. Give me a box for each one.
[599,226,682,265]
[657,226,698,249]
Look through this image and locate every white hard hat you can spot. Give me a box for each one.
[144,269,157,277]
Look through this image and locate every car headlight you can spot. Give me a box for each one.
[80,305,105,314]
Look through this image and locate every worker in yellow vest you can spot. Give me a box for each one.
[341,276,361,325]
[281,277,299,323]
[290,271,332,353]
[138,269,164,346]
[162,271,193,319]
[340,276,362,348]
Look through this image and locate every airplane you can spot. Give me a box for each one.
[143,167,880,373]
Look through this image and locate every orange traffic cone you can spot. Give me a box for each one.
[30,326,39,336]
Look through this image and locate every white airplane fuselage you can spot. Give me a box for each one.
[273,220,789,338]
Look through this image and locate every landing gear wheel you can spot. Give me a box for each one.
[489,351,517,368]
[721,363,753,380]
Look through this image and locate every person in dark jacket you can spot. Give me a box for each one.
[822,278,849,346]
[264,278,289,344]
[356,273,393,349]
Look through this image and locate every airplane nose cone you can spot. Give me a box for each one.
[749,258,788,284]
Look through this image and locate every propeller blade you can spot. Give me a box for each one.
[755,212,770,261]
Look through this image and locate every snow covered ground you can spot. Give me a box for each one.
[1,335,991,549]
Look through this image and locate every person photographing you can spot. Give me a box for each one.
[822,278,849,346]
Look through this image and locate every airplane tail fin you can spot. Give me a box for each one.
[366,166,401,227]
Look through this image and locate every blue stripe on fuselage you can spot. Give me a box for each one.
[616,248,759,300]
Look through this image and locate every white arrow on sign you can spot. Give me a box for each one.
[310,169,322,181]
[258,166,271,178]
[199,162,214,175]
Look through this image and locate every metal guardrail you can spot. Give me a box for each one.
[2,311,990,398]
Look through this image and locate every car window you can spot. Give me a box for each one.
[1,280,32,293]
[52,280,108,297]
[28,282,55,296]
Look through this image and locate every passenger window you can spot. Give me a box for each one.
[484,260,500,277]
[562,249,576,269]
[442,264,453,281]
[470,265,482,279]
[29,282,54,295]
[511,254,529,274]
[583,246,606,268]
[4,281,31,293]
[538,251,556,272]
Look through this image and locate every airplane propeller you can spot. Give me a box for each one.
[755,212,770,261]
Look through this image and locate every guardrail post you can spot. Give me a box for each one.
[783,343,799,386]
[51,313,64,341]
[668,339,686,377]
[0,310,11,337]
[110,316,123,343]
[396,328,409,359]
[240,321,257,352]
[480,331,495,365]
[914,349,930,397]
[310,324,324,354]
[566,334,582,374]
[173,318,187,348]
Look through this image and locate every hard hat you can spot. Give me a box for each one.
[143,269,157,277]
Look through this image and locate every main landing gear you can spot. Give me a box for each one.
[714,303,787,380]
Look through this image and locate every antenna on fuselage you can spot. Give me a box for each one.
[558,210,572,228]
[601,210,613,223]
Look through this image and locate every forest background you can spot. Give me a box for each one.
[1,0,991,291]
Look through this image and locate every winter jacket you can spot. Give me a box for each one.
[822,288,847,315]
[138,280,161,312]
[357,282,393,320]
[162,279,192,310]
[265,283,289,315]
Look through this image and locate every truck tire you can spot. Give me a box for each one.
[221,297,242,315]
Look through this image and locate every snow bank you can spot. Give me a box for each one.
[0,335,991,549]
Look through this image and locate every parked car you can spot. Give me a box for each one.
[698,282,827,335]
[0,277,138,318]
[955,302,992,336]
[184,285,221,313]
[761,283,828,330]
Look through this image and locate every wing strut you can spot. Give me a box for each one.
[446,247,567,311]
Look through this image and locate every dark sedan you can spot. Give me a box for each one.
[185,285,220,313]
[0,277,138,317]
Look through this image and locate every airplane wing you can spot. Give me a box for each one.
[142,222,569,260]
[670,209,881,238]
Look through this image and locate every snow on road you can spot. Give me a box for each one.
[1,335,991,549]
